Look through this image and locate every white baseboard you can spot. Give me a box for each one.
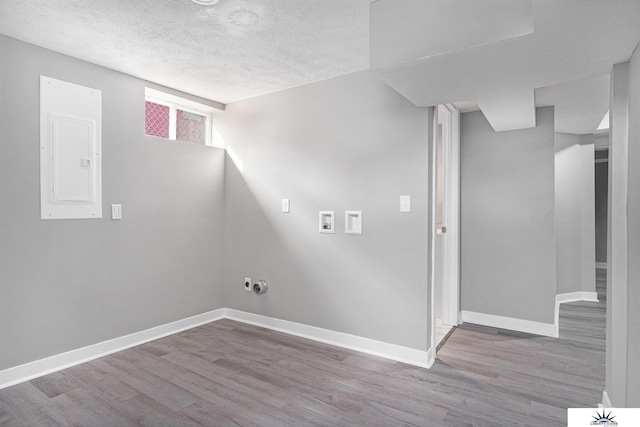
[0,307,434,390]
[596,262,607,269]
[224,308,433,369]
[554,291,599,337]
[556,291,599,304]
[461,292,599,339]
[0,309,225,390]
[460,310,557,337]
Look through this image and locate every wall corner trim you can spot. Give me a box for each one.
[0,309,225,390]
[223,308,433,369]
[0,308,433,390]
[460,310,557,337]
[600,390,613,408]
[426,346,435,369]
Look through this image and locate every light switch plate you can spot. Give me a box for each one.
[111,204,122,220]
[282,198,290,213]
[400,195,411,212]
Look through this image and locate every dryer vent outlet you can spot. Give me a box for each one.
[253,280,268,295]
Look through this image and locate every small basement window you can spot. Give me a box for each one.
[145,87,215,146]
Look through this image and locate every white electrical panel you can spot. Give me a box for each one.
[40,76,102,219]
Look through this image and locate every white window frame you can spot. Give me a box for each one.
[145,87,214,146]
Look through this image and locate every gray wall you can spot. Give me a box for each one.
[595,157,608,263]
[460,107,556,323]
[607,60,630,407]
[555,133,596,294]
[216,71,432,351]
[625,41,640,407]
[0,35,226,371]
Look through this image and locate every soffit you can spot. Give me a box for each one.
[371,0,640,133]
[535,75,610,136]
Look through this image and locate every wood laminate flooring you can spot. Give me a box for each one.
[0,272,606,426]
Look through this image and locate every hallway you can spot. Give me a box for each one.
[434,269,605,424]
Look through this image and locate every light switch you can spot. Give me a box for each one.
[282,198,290,213]
[400,195,411,212]
[111,204,122,220]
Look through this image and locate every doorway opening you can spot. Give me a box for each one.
[430,104,461,355]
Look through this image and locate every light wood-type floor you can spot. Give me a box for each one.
[0,272,606,426]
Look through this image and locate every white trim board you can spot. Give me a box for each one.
[600,391,613,408]
[461,291,599,338]
[0,309,225,390]
[461,310,557,337]
[224,309,433,369]
[1,308,434,390]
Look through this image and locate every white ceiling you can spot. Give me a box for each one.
[0,0,638,135]
[370,0,640,133]
[535,75,611,136]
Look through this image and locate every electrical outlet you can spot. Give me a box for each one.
[244,277,252,291]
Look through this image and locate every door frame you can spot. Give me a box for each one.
[429,103,461,358]
[439,103,461,327]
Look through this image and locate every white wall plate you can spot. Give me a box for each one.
[345,211,362,234]
[319,211,335,234]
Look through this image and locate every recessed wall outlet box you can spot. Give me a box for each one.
[244,277,252,291]
[319,211,335,234]
[253,280,268,295]
[400,195,411,212]
[111,204,122,220]
[345,211,362,234]
[282,198,290,213]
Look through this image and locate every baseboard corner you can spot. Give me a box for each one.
[426,346,435,369]
[224,308,433,370]
[2,307,437,391]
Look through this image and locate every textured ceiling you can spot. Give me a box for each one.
[0,0,372,103]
